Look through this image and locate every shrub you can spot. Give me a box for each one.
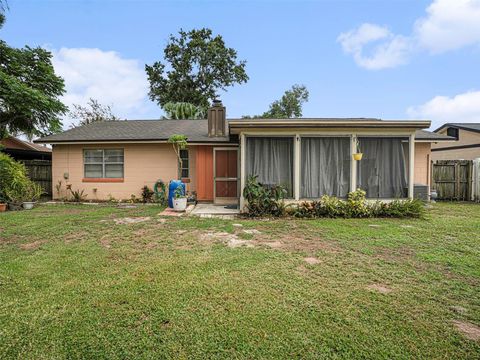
[242,175,287,217]
[372,199,425,218]
[141,185,155,203]
[0,153,44,205]
[69,189,87,202]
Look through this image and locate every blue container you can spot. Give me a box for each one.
[168,180,185,208]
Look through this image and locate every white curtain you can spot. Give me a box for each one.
[357,138,408,198]
[301,137,350,198]
[246,137,294,197]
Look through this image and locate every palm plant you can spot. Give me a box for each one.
[163,102,206,120]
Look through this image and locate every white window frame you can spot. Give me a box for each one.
[179,149,189,178]
[83,149,124,178]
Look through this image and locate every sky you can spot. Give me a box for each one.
[2,0,480,130]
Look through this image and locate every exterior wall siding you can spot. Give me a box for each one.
[432,128,480,160]
[414,142,431,185]
[52,143,196,200]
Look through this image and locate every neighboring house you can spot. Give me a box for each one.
[432,123,480,160]
[35,102,452,207]
[1,136,52,161]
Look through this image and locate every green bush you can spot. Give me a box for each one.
[0,153,43,204]
[243,175,287,217]
[141,185,155,203]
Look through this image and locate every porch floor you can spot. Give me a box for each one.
[190,203,240,218]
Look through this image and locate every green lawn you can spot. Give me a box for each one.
[0,203,479,359]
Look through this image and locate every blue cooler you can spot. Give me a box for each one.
[168,180,185,208]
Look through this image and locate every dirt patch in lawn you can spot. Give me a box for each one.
[19,241,45,250]
[366,284,392,294]
[114,217,151,225]
[304,257,321,265]
[452,320,480,341]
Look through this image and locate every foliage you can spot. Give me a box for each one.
[70,98,119,127]
[146,28,248,109]
[0,0,7,28]
[0,28,67,138]
[141,186,154,203]
[243,84,309,119]
[0,153,43,204]
[69,189,87,203]
[242,175,287,217]
[168,134,188,178]
[153,180,168,205]
[293,189,425,219]
[173,186,186,199]
[163,102,206,120]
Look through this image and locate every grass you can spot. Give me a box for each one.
[0,202,479,359]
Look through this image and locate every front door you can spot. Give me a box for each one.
[214,148,239,205]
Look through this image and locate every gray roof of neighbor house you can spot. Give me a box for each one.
[435,123,480,133]
[35,118,446,144]
[414,130,455,141]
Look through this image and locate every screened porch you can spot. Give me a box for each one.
[241,134,415,202]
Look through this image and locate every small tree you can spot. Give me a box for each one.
[70,98,119,127]
[168,134,188,178]
[243,84,310,119]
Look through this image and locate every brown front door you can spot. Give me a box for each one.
[214,148,239,205]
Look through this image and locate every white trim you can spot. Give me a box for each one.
[294,134,301,200]
[351,134,357,192]
[239,133,246,211]
[408,133,415,199]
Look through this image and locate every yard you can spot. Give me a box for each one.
[0,203,479,359]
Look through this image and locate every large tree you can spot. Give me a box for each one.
[163,102,205,120]
[70,98,119,127]
[146,28,248,109]
[0,5,67,138]
[264,84,309,118]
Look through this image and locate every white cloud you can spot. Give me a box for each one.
[407,90,480,129]
[339,0,480,69]
[337,24,411,70]
[415,0,480,53]
[52,48,151,128]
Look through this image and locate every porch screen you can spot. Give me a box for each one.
[357,138,408,198]
[301,137,351,198]
[246,137,294,197]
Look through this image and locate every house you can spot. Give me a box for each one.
[35,102,453,207]
[432,123,480,160]
[1,136,52,161]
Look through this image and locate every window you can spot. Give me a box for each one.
[180,149,189,178]
[357,138,408,198]
[447,127,459,140]
[301,137,351,198]
[84,149,124,178]
[246,137,294,197]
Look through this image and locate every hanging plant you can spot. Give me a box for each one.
[353,138,363,161]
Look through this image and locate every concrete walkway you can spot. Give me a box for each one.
[190,203,240,219]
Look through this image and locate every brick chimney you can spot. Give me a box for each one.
[207,100,226,137]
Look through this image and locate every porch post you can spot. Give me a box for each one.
[350,134,357,192]
[408,133,415,199]
[239,133,246,211]
[294,134,300,200]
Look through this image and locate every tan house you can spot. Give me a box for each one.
[35,102,453,207]
[432,123,480,160]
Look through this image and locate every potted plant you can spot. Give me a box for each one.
[172,186,187,212]
[0,196,6,212]
[353,138,363,161]
[21,183,44,210]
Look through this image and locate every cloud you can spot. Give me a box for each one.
[415,0,480,53]
[407,90,480,129]
[339,0,480,69]
[52,48,151,127]
[337,24,411,70]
